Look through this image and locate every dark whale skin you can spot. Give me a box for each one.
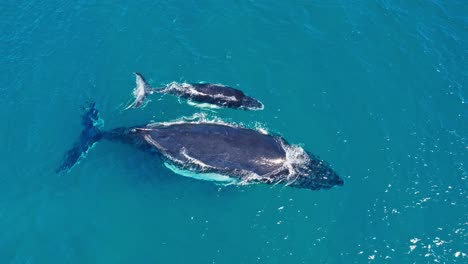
[110,122,343,190]
[58,104,343,190]
[162,83,264,110]
[143,123,286,176]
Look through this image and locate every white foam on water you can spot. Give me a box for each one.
[146,112,235,128]
[280,142,311,185]
[148,114,272,137]
[252,121,269,134]
[247,102,265,111]
[232,142,311,186]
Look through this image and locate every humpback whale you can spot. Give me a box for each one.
[159,82,264,110]
[58,104,343,191]
[128,73,263,110]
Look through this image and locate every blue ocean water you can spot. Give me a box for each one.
[1,0,467,263]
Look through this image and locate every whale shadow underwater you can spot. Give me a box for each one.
[126,73,264,110]
[57,103,343,191]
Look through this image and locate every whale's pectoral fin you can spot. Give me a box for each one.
[124,102,133,110]
[124,99,138,110]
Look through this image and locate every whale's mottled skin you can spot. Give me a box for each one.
[58,104,343,191]
[159,82,264,110]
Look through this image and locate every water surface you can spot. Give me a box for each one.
[1,0,466,263]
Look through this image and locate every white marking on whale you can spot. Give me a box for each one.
[186,99,222,109]
[164,162,236,183]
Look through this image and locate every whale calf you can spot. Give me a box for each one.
[58,104,343,191]
[128,73,263,110]
[159,82,264,110]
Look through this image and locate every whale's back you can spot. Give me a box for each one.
[191,83,245,98]
[143,123,286,177]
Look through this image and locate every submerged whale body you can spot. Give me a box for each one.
[128,73,263,110]
[58,104,343,191]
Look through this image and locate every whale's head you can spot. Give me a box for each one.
[241,96,264,110]
[291,155,344,191]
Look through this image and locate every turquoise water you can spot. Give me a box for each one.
[1,0,467,263]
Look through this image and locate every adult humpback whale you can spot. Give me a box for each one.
[128,73,264,110]
[58,104,343,191]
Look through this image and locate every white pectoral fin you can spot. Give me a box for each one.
[163,162,236,183]
[124,100,136,110]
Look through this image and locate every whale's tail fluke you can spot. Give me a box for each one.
[56,103,103,173]
[125,72,156,109]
